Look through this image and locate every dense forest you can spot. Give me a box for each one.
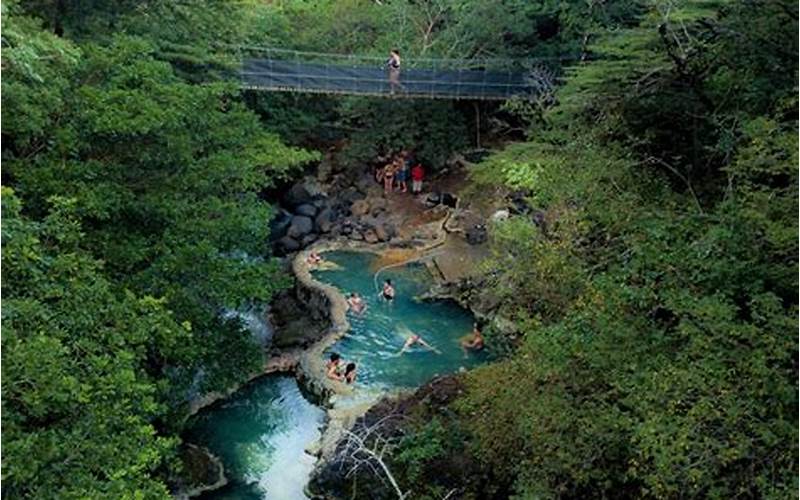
[2,0,797,499]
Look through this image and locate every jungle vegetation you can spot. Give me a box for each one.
[2,0,797,498]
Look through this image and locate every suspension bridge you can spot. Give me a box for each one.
[238,47,562,100]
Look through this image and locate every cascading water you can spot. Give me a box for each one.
[186,250,488,500]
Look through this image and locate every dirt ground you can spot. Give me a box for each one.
[376,165,500,283]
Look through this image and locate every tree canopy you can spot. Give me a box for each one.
[2,0,797,498]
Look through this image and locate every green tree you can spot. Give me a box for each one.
[2,188,189,498]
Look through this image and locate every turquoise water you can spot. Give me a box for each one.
[313,251,488,389]
[186,376,324,500]
[186,251,487,500]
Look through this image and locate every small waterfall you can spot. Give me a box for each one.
[222,303,274,348]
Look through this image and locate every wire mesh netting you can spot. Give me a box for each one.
[238,47,559,100]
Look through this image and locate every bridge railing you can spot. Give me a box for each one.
[234,46,566,100]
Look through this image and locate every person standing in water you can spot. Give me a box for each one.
[344,362,357,384]
[461,322,485,356]
[382,279,395,301]
[347,292,366,314]
[385,49,403,95]
[326,353,344,381]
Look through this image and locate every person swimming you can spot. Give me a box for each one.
[347,292,366,314]
[461,322,485,357]
[382,279,395,301]
[344,362,357,384]
[396,332,440,356]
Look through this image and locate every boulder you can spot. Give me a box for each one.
[287,215,313,239]
[348,230,364,241]
[350,199,370,217]
[314,208,334,233]
[363,229,379,244]
[425,192,441,208]
[341,186,365,204]
[369,197,388,213]
[474,288,502,315]
[491,209,510,222]
[375,224,392,241]
[295,203,318,218]
[283,183,313,208]
[300,233,318,247]
[317,157,333,183]
[269,208,294,240]
[341,220,354,235]
[441,192,458,208]
[466,224,488,245]
[276,236,300,254]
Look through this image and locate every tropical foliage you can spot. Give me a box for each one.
[2,0,796,498]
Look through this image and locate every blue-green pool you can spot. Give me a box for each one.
[313,251,488,389]
[186,376,324,500]
[186,250,487,500]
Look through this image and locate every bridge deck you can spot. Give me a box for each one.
[241,59,544,100]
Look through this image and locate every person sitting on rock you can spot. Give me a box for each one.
[306,250,323,266]
[461,322,485,357]
[347,292,366,314]
[344,362,357,384]
[326,352,344,381]
[396,332,440,356]
[382,279,395,301]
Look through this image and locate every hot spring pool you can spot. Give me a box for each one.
[186,376,324,500]
[186,250,488,500]
[312,251,489,389]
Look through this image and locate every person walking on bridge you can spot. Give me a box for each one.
[385,49,404,95]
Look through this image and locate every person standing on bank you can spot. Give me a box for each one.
[411,162,424,194]
[385,49,404,95]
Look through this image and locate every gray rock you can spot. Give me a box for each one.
[284,183,313,208]
[295,204,318,218]
[341,220,353,235]
[368,197,388,213]
[369,197,389,210]
[466,224,488,245]
[375,222,396,242]
[315,208,334,233]
[363,229,379,244]
[359,214,378,228]
[348,230,363,241]
[474,289,502,315]
[287,215,314,239]
[300,233,318,247]
[350,199,370,217]
[374,224,389,242]
[276,236,300,254]
[425,192,441,208]
[341,187,365,204]
[269,208,294,239]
